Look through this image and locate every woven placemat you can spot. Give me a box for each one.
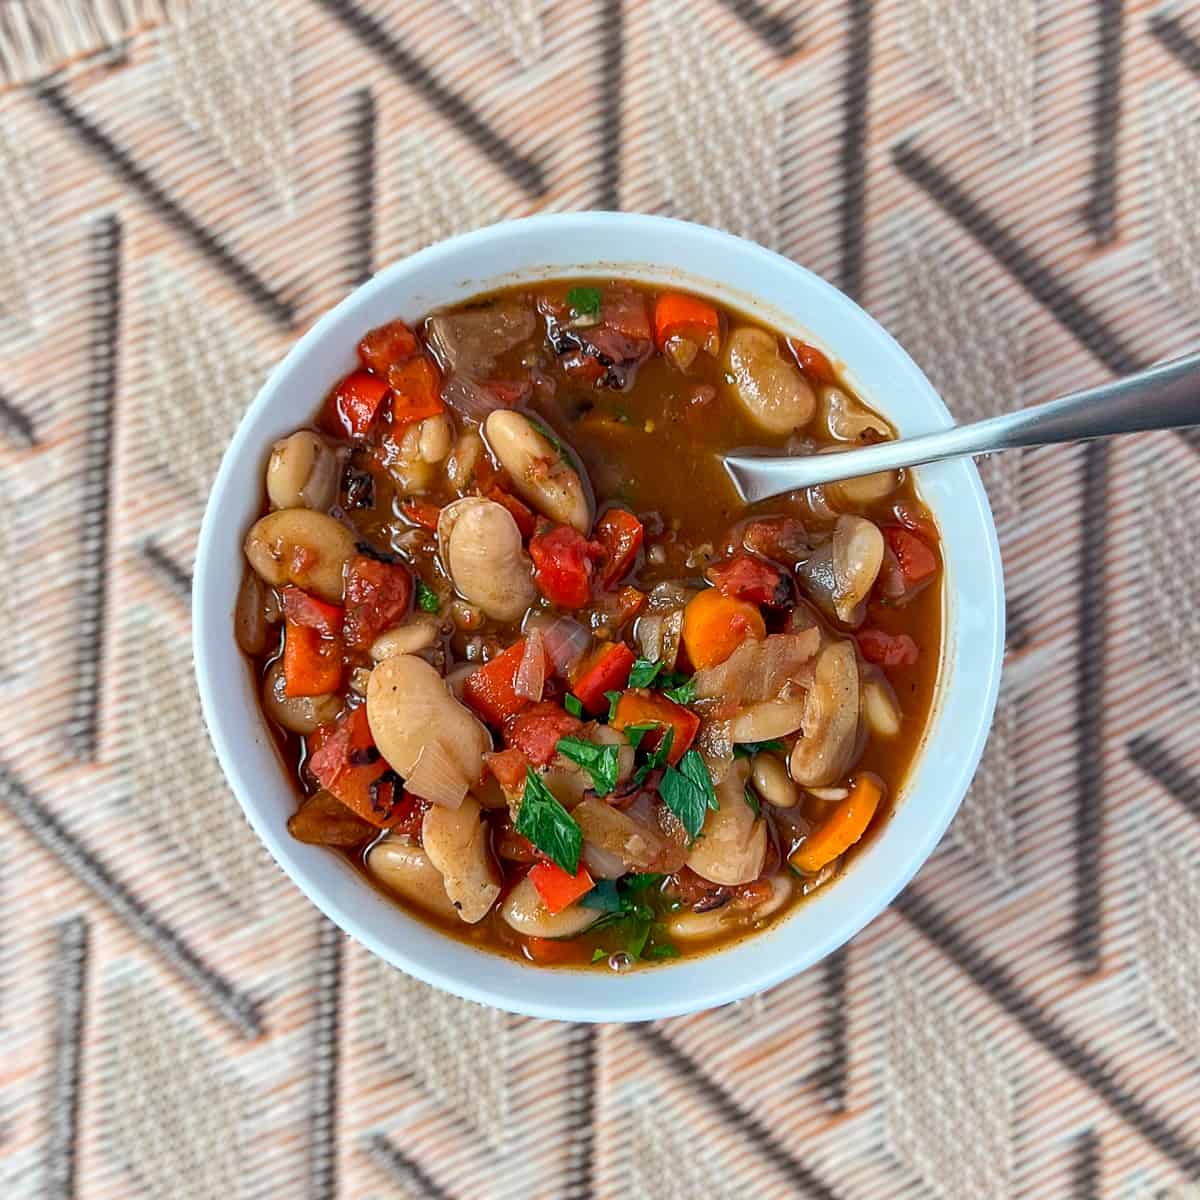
[2,2,1199,1197]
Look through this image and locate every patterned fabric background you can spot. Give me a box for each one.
[1,1,1198,1196]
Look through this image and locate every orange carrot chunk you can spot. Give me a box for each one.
[282,621,342,697]
[680,587,766,669]
[528,860,595,914]
[653,292,720,353]
[790,775,883,874]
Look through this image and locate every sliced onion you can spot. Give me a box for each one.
[525,612,590,676]
[660,608,684,671]
[441,375,505,422]
[696,716,734,785]
[514,628,546,701]
[405,740,469,809]
[582,841,628,879]
[635,613,663,661]
[693,629,820,705]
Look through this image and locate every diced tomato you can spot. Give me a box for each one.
[741,515,812,565]
[385,355,444,426]
[529,524,600,609]
[306,707,401,827]
[505,702,583,767]
[282,622,343,697]
[485,747,532,792]
[525,935,589,965]
[528,860,594,914]
[571,642,635,714]
[654,292,720,353]
[328,370,390,438]
[281,586,344,638]
[610,690,699,764]
[601,288,652,341]
[883,527,938,584]
[400,498,441,531]
[705,554,790,607]
[893,501,939,543]
[486,486,536,539]
[594,508,644,588]
[387,791,428,840]
[485,379,533,406]
[787,338,837,385]
[463,640,552,727]
[358,319,418,374]
[560,352,607,385]
[342,555,413,650]
[858,628,919,667]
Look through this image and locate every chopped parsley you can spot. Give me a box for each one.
[644,944,680,960]
[627,657,663,688]
[661,677,696,705]
[633,724,674,786]
[659,749,719,842]
[584,873,673,962]
[580,878,624,912]
[527,414,567,458]
[605,690,623,722]
[733,739,786,759]
[591,947,609,963]
[622,721,661,751]
[515,769,582,874]
[567,286,602,318]
[564,693,584,719]
[744,784,761,817]
[415,580,440,613]
[555,736,620,796]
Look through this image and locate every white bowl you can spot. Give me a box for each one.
[194,213,1004,1022]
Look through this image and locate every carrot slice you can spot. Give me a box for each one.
[680,587,766,669]
[528,860,594,914]
[610,690,699,764]
[787,338,837,385]
[790,775,883,873]
[654,292,720,352]
[282,622,342,697]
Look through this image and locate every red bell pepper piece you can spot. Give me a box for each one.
[328,370,390,438]
[306,707,401,827]
[571,642,635,715]
[858,628,919,667]
[386,355,444,426]
[462,639,552,727]
[485,747,532,792]
[504,702,584,767]
[357,319,418,374]
[610,690,700,765]
[705,553,790,607]
[281,587,343,638]
[528,860,594,915]
[594,508,644,588]
[342,555,413,651]
[653,292,720,352]
[529,524,600,609]
[883,527,938,584]
[525,935,589,964]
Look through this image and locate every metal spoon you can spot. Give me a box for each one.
[723,351,1200,504]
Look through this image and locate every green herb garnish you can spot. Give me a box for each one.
[633,724,674,786]
[659,749,719,842]
[580,879,623,912]
[567,286,602,318]
[564,694,584,719]
[555,736,620,796]
[745,784,761,817]
[661,677,696,705]
[591,947,609,963]
[644,943,680,960]
[415,580,440,613]
[733,739,786,759]
[605,690,623,722]
[622,721,661,751]
[584,875,676,963]
[515,769,582,874]
[527,414,567,458]
[627,657,663,688]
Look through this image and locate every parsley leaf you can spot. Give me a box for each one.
[644,943,680,960]
[527,415,567,458]
[415,580,440,613]
[515,769,582,874]
[744,784,761,818]
[733,739,786,759]
[628,657,663,688]
[623,721,661,751]
[623,872,665,891]
[604,690,623,722]
[555,736,619,796]
[661,677,696,705]
[567,286,602,317]
[564,693,584,719]
[633,724,674,786]
[625,915,653,959]
[579,879,623,912]
[591,947,610,963]
[659,749,718,841]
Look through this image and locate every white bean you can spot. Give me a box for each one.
[438,497,536,623]
[484,410,591,532]
[724,327,816,435]
[751,752,797,808]
[244,509,356,603]
[730,698,805,743]
[862,676,902,738]
[418,414,452,463]
[261,661,340,734]
[370,614,441,660]
[366,837,460,921]
[445,430,483,491]
[500,875,599,938]
[686,759,767,885]
[421,797,501,923]
[790,640,859,787]
[266,431,339,511]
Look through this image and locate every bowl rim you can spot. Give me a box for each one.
[194,212,1004,1022]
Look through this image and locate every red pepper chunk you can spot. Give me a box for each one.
[610,690,700,764]
[386,355,444,426]
[505,702,583,767]
[858,628,919,667]
[343,555,413,651]
[571,642,635,715]
[529,524,600,609]
[281,586,343,638]
[358,319,418,375]
[705,553,791,607]
[306,707,400,827]
[400,499,442,531]
[883,527,938,584]
[528,860,594,915]
[485,747,532,793]
[329,370,390,438]
[787,338,837,386]
[594,508,644,588]
[653,292,720,352]
[486,485,537,539]
[462,639,552,727]
[282,622,343,697]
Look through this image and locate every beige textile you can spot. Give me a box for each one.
[1,1,1199,1197]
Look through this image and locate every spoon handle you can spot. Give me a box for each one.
[724,351,1200,504]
